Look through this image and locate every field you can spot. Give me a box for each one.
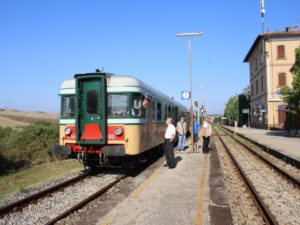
[0,108,82,200]
[0,109,58,127]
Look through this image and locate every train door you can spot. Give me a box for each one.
[75,74,107,144]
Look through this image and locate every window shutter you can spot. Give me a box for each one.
[278,73,286,86]
[277,45,285,58]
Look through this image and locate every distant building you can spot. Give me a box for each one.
[244,26,300,129]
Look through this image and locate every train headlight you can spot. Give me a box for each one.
[114,127,123,136]
[64,127,72,136]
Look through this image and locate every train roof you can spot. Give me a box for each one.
[60,74,187,110]
[108,75,186,109]
[60,79,75,95]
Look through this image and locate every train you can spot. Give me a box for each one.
[53,71,188,169]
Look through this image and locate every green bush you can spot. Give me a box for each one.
[0,122,59,174]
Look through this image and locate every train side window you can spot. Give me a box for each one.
[164,105,167,120]
[62,95,75,118]
[168,106,171,117]
[157,102,162,121]
[152,101,156,120]
[132,94,144,117]
[87,90,98,114]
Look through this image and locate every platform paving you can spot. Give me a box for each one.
[225,126,300,162]
[97,139,231,225]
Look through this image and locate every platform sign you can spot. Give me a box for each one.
[194,101,199,107]
[181,91,190,100]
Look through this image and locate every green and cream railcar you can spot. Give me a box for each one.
[56,79,76,152]
[53,72,187,168]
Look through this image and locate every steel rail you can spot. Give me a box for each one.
[214,127,278,225]
[45,174,127,225]
[219,126,300,187]
[0,171,91,217]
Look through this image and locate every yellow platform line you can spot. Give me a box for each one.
[194,154,209,225]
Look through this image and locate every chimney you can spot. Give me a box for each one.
[285,26,291,32]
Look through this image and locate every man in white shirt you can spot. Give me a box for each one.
[164,117,176,168]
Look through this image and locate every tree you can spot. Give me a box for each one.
[224,85,250,126]
[224,95,239,125]
[281,47,300,129]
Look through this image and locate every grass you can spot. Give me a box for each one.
[0,159,83,203]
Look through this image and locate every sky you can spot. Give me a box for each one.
[0,0,299,114]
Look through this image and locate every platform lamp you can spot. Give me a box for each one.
[176,32,203,150]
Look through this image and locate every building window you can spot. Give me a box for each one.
[261,76,264,91]
[250,63,253,76]
[260,47,264,64]
[278,73,286,86]
[251,84,254,96]
[256,80,258,94]
[255,57,258,71]
[277,45,285,59]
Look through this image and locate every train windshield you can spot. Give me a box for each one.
[107,93,145,118]
[61,95,75,118]
[108,94,129,117]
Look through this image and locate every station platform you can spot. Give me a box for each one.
[224,126,300,165]
[97,139,232,225]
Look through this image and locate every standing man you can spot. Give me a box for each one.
[190,117,200,151]
[164,117,176,169]
[176,117,187,151]
[200,121,212,153]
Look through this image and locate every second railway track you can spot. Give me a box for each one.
[214,125,300,225]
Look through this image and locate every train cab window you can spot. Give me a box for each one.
[108,94,129,117]
[131,94,144,117]
[87,90,98,114]
[62,95,75,118]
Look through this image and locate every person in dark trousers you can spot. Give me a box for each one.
[190,117,201,150]
[200,121,212,153]
[176,117,187,151]
[164,117,176,168]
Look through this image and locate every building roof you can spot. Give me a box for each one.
[243,29,300,62]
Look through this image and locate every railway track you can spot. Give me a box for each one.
[0,171,91,217]
[219,125,300,186]
[45,174,127,225]
[0,171,126,225]
[214,126,300,225]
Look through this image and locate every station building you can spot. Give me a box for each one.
[244,26,300,129]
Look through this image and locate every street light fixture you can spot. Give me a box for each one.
[176,31,203,150]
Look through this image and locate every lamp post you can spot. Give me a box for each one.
[176,32,203,150]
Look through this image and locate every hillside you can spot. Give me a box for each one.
[0,109,59,127]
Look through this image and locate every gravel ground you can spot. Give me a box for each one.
[214,135,265,225]
[0,171,84,207]
[0,173,121,225]
[230,131,300,181]
[223,135,300,225]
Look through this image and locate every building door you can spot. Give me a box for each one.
[278,110,286,129]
